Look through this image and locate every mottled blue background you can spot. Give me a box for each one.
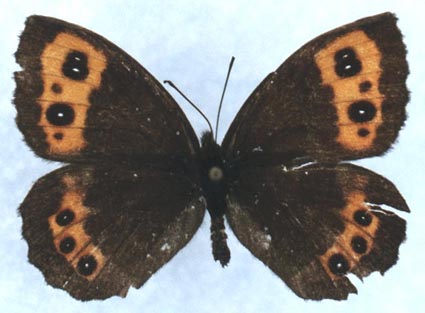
[1,1,423,312]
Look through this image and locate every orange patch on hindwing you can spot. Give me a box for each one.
[38,32,107,155]
[48,173,105,281]
[315,30,383,151]
[319,191,380,280]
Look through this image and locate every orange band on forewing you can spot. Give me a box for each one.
[38,32,107,155]
[315,31,383,151]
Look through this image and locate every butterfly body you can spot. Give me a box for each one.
[15,13,409,301]
[198,131,230,265]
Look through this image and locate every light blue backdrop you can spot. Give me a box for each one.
[0,1,423,312]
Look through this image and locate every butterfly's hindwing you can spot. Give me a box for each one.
[19,165,205,300]
[226,164,408,300]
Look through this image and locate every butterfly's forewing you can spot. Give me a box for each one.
[226,164,408,300]
[19,164,205,300]
[14,15,199,163]
[222,12,408,165]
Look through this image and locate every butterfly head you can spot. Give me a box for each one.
[200,131,223,181]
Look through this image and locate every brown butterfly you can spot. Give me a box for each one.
[14,12,409,301]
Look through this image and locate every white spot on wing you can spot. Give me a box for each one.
[160,243,171,251]
[254,230,272,250]
[254,193,259,205]
[121,61,131,72]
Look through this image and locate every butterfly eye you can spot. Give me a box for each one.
[62,50,89,80]
[328,253,349,275]
[55,209,75,226]
[348,101,376,123]
[334,47,362,77]
[353,209,372,226]
[77,255,97,276]
[351,235,367,254]
[59,236,76,254]
[46,103,75,126]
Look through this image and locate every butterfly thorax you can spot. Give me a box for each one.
[200,131,231,266]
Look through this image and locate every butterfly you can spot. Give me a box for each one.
[14,12,409,301]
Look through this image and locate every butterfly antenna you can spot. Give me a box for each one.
[215,56,235,142]
[164,80,214,135]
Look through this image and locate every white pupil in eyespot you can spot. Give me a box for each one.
[209,166,223,182]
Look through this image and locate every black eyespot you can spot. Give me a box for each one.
[77,255,97,276]
[359,81,372,93]
[62,51,89,80]
[53,132,64,140]
[351,236,368,254]
[334,47,362,77]
[55,209,75,226]
[348,101,376,123]
[59,237,76,254]
[51,83,62,94]
[328,253,349,275]
[353,209,372,226]
[46,103,75,126]
[357,128,370,137]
